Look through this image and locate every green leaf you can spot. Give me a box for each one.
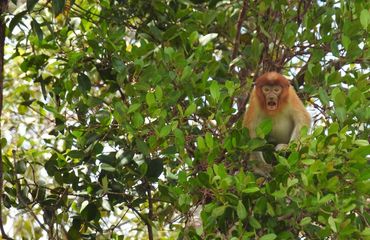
[0,138,6,147]
[113,101,126,124]
[354,140,369,147]
[31,19,43,42]
[331,87,346,107]
[326,176,339,192]
[319,194,334,204]
[341,35,351,50]
[197,136,207,152]
[155,86,163,101]
[172,129,184,150]
[205,132,214,149]
[330,41,340,57]
[128,103,141,113]
[210,81,220,101]
[27,0,39,11]
[136,140,150,156]
[211,205,226,218]
[199,33,218,46]
[146,92,156,107]
[313,126,324,136]
[184,102,196,116]
[52,0,66,16]
[178,194,191,206]
[318,87,329,105]
[287,177,298,188]
[287,152,299,166]
[102,176,108,193]
[113,58,126,75]
[328,122,339,135]
[159,125,172,138]
[77,74,91,92]
[163,25,181,41]
[260,233,277,240]
[251,38,264,61]
[15,160,27,174]
[236,201,247,220]
[243,187,260,193]
[132,112,144,128]
[101,163,115,172]
[248,216,261,229]
[96,110,111,125]
[38,76,47,100]
[360,10,369,29]
[181,66,192,82]
[9,11,28,36]
[328,216,337,233]
[301,159,315,165]
[350,145,370,160]
[139,163,148,176]
[300,217,312,226]
[335,107,346,123]
[361,227,370,236]
[81,203,100,221]
[45,156,58,176]
[256,118,272,137]
[146,158,163,180]
[272,187,286,199]
[189,31,199,45]
[67,150,84,159]
[267,202,275,216]
[225,80,236,96]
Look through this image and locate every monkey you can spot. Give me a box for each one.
[243,72,311,176]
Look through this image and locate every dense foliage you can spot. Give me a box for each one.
[1,0,369,239]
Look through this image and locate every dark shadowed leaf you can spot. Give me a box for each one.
[145,159,163,180]
[78,74,91,92]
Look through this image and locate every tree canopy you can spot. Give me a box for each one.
[0,0,369,239]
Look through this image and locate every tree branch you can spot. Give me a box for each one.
[146,180,154,240]
[0,0,12,238]
[231,0,248,61]
[227,0,249,128]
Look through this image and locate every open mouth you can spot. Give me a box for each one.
[267,101,278,110]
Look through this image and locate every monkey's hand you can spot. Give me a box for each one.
[275,143,288,151]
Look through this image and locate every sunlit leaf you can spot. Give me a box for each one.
[360,10,369,29]
[210,81,220,101]
[199,33,218,46]
[260,234,277,240]
[236,201,247,220]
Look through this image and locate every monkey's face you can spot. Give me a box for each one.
[261,85,282,111]
[255,72,290,113]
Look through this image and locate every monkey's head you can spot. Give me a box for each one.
[255,72,290,112]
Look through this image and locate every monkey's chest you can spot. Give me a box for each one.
[268,115,294,144]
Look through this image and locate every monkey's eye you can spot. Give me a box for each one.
[262,86,270,93]
[273,86,282,93]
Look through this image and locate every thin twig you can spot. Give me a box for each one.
[12,151,48,234]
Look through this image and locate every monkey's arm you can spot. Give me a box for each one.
[243,106,266,162]
[244,103,272,176]
[289,88,311,141]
